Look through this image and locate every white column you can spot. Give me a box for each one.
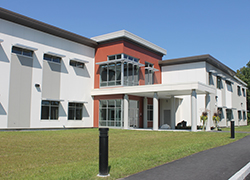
[191,89,197,132]
[124,94,129,129]
[143,97,148,128]
[171,96,175,129]
[153,92,158,130]
[206,93,211,131]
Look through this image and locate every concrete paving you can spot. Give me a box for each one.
[121,135,250,180]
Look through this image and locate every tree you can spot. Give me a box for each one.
[236,61,250,124]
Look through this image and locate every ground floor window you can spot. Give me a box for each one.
[226,109,232,121]
[68,103,83,120]
[41,100,59,120]
[243,111,247,120]
[238,110,242,121]
[99,99,122,127]
[147,105,153,121]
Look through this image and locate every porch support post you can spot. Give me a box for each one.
[124,94,129,129]
[191,89,197,132]
[143,97,148,128]
[153,92,158,130]
[206,93,211,131]
[171,96,175,129]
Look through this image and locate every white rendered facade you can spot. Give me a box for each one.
[161,57,248,128]
[0,11,96,129]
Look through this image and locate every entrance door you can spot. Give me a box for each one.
[129,100,139,128]
[164,110,171,127]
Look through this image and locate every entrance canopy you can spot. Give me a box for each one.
[91,82,215,98]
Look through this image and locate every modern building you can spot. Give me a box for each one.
[0,7,247,131]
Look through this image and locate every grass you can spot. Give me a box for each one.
[221,124,250,132]
[0,127,249,180]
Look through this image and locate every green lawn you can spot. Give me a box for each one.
[221,125,250,132]
[0,128,249,180]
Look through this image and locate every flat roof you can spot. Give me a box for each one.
[0,7,97,48]
[91,30,167,56]
[159,54,236,77]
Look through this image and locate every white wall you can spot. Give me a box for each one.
[0,19,95,129]
[162,62,207,84]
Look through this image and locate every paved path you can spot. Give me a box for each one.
[121,135,250,180]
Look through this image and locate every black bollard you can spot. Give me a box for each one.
[98,128,109,177]
[231,121,235,139]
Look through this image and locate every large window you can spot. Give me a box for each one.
[12,46,33,57]
[243,111,247,120]
[147,105,153,121]
[242,88,246,97]
[68,103,83,120]
[100,53,140,87]
[41,100,59,120]
[100,63,121,86]
[99,99,122,127]
[145,62,154,85]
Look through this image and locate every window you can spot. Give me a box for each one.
[218,108,222,120]
[99,99,122,127]
[12,46,33,57]
[68,103,83,120]
[100,53,140,87]
[100,63,121,86]
[242,88,246,97]
[44,54,61,63]
[147,105,153,121]
[238,110,242,121]
[70,60,84,68]
[209,72,213,85]
[108,53,139,62]
[217,76,222,89]
[145,62,154,85]
[237,86,241,96]
[124,62,139,86]
[226,81,232,92]
[226,109,232,121]
[41,101,59,120]
[243,111,247,120]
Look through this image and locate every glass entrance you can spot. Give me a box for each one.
[129,100,139,128]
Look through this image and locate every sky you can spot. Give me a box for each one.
[1,0,250,71]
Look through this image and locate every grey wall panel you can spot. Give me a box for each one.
[42,61,61,99]
[8,54,33,127]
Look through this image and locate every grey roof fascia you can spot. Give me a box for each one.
[159,54,236,77]
[0,7,97,48]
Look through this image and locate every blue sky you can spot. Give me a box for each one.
[1,0,249,71]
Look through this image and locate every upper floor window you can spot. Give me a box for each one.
[217,76,222,89]
[237,86,241,96]
[68,103,83,120]
[99,53,142,87]
[70,60,84,69]
[41,100,59,120]
[209,72,213,85]
[242,88,246,97]
[145,62,154,85]
[226,81,233,92]
[44,54,61,63]
[108,53,139,62]
[12,46,33,57]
